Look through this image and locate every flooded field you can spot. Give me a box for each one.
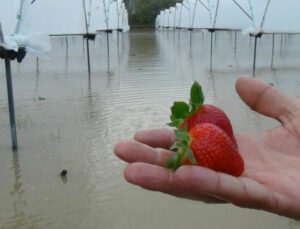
[0,30,300,228]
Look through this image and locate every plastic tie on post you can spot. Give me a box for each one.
[105,29,113,34]
[84,33,96,41]
[0,46,27,63]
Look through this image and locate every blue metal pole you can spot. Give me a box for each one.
[210,31,213,72]
[86,37,91,74]
[253,36,258,77]
[271,34,275,69]
[107,32,110,72]
[5,58,18,151]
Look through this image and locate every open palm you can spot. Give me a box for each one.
[114,77,300,220]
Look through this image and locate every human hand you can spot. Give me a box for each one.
[114,77,300,220]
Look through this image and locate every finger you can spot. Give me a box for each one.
[114,140,174,166]
[176,166,300,218]
[134,128,176,148]
[235,77,300,124]
[124,162,225,203]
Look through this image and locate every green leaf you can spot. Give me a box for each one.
[167,120,181,128]
[168,101,189,128]
[189,81,205,113]
[171,101,189,119]
[168,115,183,128]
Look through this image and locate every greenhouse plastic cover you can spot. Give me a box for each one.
[122,10,130,32]
[118,0,130,32]
[85,0,107,32]
[159,10,165,27]
[117,1,125,29]
[156,15,161,28]
[192,0,212,29]
[209,0,252,30]
[3,33,51,55]
[175,3,182,28]
[180,1,192,28]
[165,9,170,27]
[160,10,164,27]
[246,0,300,34]
[0,0,51,55]
[169,7,176,28]
[108,1,118,30]
[0,0,20,35]
[19,0,87,35]
[97,0,129,31]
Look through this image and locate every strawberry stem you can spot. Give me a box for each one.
[166,128,197,170]
[166,81,204,170]
[165,149,185,170]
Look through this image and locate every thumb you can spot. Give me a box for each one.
[235,77,300,124]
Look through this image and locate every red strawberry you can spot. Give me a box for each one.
[181,104,237,146]
[166,123,244,177]
[169,81,237,146]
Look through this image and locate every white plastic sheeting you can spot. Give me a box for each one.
[20,0,87,35]
[164,9,170,27]
[0,0,129,54]
[108,0,118,30]
[246,0,300,34]
[161,10,167,27]
[155,15,161,28]
[0,0,51,54]
[103,0,116,30]
[156,0,300,32]
[175,3,182,28]
[192,0,212,29]
[209,0,252,30]
[168,7,176,28]
[180,1,192,28]
[86,0,107,32]
[117,1,124,29]
[156,11,163,28]
[119,2,130,32]
[86,0,130,32]
[122,10,130,32]
[1,0,130,35]
[0,0,20,35]
[101,0,129,31]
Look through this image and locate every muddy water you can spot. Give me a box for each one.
[0,30,300,228]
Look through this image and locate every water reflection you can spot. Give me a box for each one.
[10,152,27,228]
[2,152,42,229]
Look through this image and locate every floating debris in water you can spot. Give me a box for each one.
[60,170,68,177]
[38,97,46,101]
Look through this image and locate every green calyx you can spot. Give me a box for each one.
[166,81,205,170]
[168,81,205,128]
[166,128,197,170]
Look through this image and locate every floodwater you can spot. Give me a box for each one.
[1,30,300,228]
